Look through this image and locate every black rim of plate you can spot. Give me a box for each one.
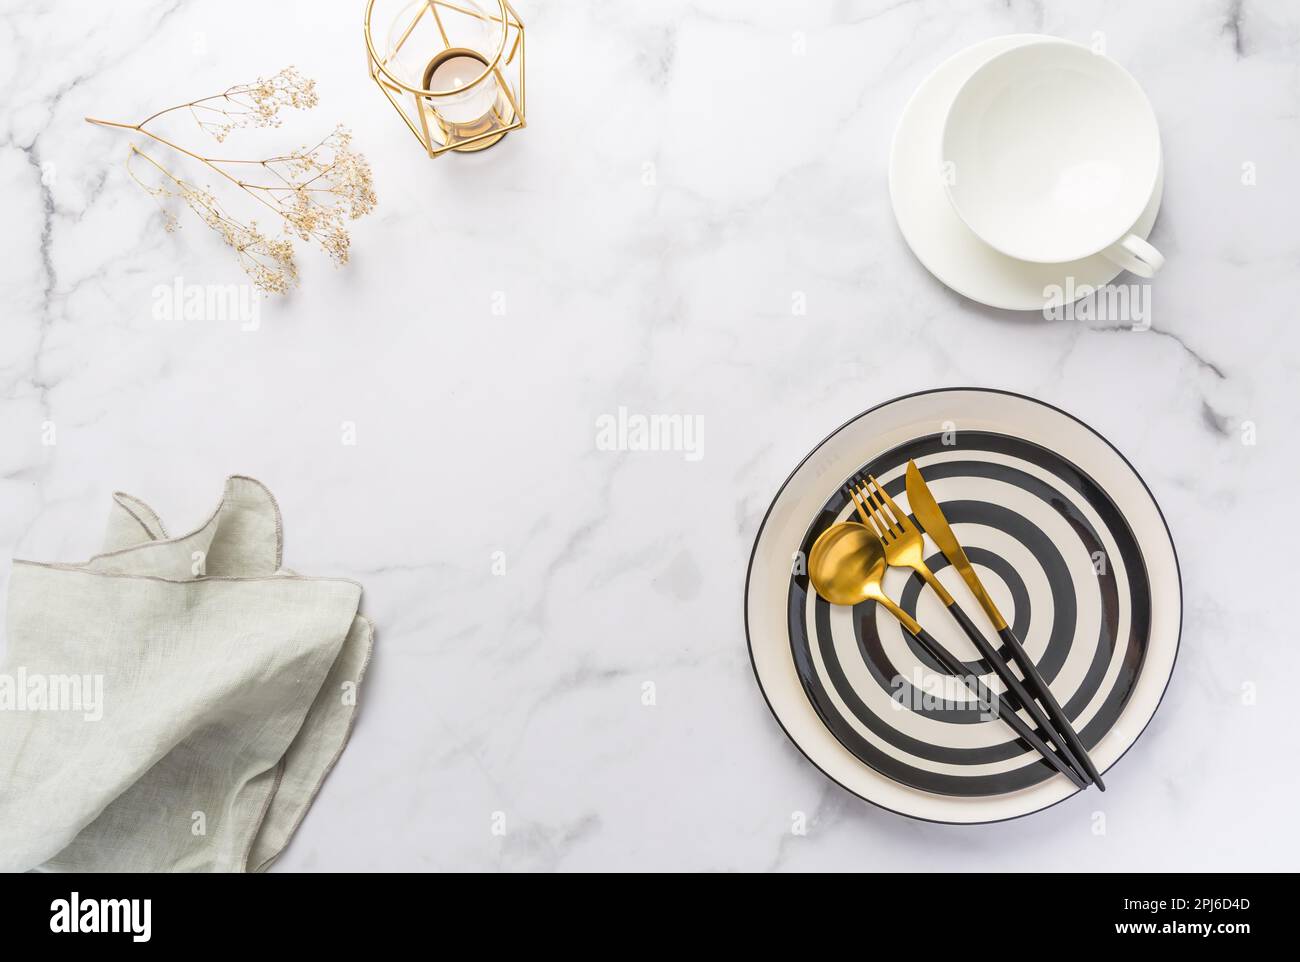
[742,387,1183,825]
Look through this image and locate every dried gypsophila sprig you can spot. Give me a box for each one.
[85,68,376,296]
[127,146,299,294]
[193,67,318,142]
[255,126,378,267]
[131,66,320,143]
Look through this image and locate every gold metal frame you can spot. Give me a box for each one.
[364,0,526,157]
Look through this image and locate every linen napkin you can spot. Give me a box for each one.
[0,476,373,872]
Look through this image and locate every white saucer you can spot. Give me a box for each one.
[888,35,1164,311]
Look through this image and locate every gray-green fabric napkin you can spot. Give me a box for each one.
[0,476,373,872]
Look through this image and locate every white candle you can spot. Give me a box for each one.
[427,54,498,125]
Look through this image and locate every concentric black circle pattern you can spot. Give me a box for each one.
[788,431,1151,797]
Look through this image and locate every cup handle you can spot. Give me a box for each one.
[1102,234,1164,278]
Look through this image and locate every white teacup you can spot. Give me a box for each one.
[941,38,1164,277]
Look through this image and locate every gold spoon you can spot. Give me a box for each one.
[808,521,1085,789]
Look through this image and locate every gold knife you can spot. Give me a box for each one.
[904,458,1105,790]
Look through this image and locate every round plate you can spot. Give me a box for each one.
[888,35,1164,311]
[744,389,1181,823]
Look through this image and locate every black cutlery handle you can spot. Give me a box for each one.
[908,625,1086,790]
[946,602,1092,787]
[997,624,1105,791]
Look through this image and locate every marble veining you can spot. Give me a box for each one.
[1,0,1297,870]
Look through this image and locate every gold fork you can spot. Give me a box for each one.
[848,475,1092,787]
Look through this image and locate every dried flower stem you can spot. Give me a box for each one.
[86,68,377,296]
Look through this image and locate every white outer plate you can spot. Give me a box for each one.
[744,389,1181,823]
[889,35,1164,311]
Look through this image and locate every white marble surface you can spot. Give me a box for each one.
[2,0,1298,871]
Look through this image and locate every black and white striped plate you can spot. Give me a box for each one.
[744,389,1180,823]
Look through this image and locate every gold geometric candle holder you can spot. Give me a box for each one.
[364,0,526,157]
